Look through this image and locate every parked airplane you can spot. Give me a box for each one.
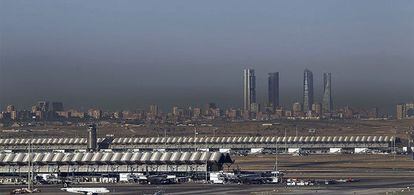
[60,187,110,195]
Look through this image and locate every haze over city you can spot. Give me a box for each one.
[2,1,414,194]
[1,0,413,113]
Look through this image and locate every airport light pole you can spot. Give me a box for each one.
[28,139,31,191]
[205,157,208,183]
[27,134,34,191]
[284,128,287,153]
[406,127,413,153]
[394,127,397,160]
[274,136,278,172]
[164,128,167,148]
[22,129,35,192]
[295,125,298,138]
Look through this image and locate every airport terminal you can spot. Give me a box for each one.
[0,125,403,186]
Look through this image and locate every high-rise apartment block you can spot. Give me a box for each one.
[149,104,159,116]
[396,104,405,120]
[312,103,322,116]
[397,102,414,119]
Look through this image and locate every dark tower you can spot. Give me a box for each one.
[322,73,333,113]
[268,72,280,110]
[303,69,314,112]
[87,124,97,151]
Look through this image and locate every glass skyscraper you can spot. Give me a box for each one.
[243,69,256,111]
[303,69,314,112]
[268,72,279,110]
[322,73,333,113]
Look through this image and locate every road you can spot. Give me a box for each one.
[1,178,414,195]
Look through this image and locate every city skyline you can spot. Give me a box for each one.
[0,68,410,116]
[0,67,411,115]
[1,1,413,114]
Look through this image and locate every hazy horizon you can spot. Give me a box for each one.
[1,0,413,114]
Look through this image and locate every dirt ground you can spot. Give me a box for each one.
[233,153,414,171]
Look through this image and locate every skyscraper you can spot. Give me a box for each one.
[268,72,279,110]
[303,69,314,112]
[322,73,333,113]
[243,69,256,111]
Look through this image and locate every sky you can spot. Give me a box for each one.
[0,0,413,114]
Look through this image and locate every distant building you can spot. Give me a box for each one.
[121,111,142,120]
[69,110,86,119]
[149,104,159,117]
[205,103,217,116]
[51,102,64,112]
[31,105,39,113]
[37,101,49,112]
[34,111,44,120]
[343,106,354,119]
[407,103,414,118]
[250,103,261,113]
[56,111,71,119]
[268,72,280,110]
[292,102,302,116]
[6,105,15,113]
[172,106,179,116]
[322,73,333,113]
[397,102,414,119]
[312,103,322,116]
[88,109,102,119]
[211,108,221,118]
[243,69,256,112]
[10,111,18,120]
[303,69,314,112]
[17,110,31,121]
[226,108,240,120]
[275,108,285,118]
[113,111,123,119]
[206,103,217,110]
[172,106,184,117]
[192,107,201,118]
[396,104,405,120]
[368,107,379,118]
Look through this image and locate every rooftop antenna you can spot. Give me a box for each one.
[27,137,33,191]
[273,136,278,172]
